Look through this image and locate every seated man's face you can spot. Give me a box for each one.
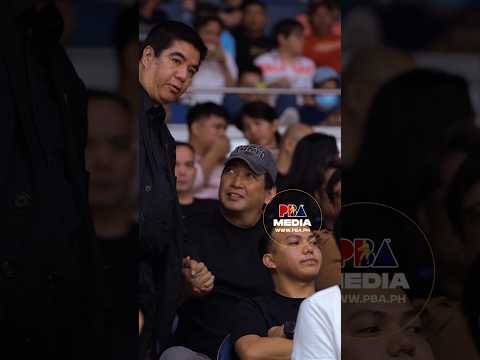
[175,145,196,193]
[219,159,273,214]
[342,288,435,360]
[191,115,227,150]
[266,229,322,282]
[241,116,277,149]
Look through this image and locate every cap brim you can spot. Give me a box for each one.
[225,155,266,176]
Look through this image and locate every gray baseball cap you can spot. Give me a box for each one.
[225,144,277,183]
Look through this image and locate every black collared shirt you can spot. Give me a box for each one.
[138,91,185,356]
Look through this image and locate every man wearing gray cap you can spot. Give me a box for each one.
[160,144,277,360]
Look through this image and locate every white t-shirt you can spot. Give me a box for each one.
[182,52,238,106]
[292,286,341,360]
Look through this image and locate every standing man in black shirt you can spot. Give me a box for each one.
[138,21,208,359]
[1,1,104,358]
[161,144,277,360]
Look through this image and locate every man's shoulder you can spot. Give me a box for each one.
[304,286,341,312]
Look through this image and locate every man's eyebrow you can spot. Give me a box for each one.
[169,51,187,61]
[346,309,382,322]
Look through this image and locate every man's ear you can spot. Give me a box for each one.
[263,253,277,270]
[190,121,202,138]
[140,45,155,68]
[272,119,279,132]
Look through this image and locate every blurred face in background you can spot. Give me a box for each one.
[198,19,222,53]
[175,145,197,194]
[310,4,338,37]
[238,71,266,102]
[219,0,243,29]
[278,29,305,56]
[86,98,135,208]
[241,115,278,149]
[190,115,228,151]
[243,3,267,36]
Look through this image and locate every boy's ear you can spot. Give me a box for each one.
[264,186,276,205]
[263,253,277,270]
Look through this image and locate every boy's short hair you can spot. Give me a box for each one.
[140,20,207,63]
[272,18,304,46]
[186,102,229,129]
[235,101,277,131]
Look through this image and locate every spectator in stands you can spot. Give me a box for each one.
[284,133,339,229]
[187,102,230,200]
[276,123,313,190]
[342,288,435,360]
[342,47,415,168]
[160,144,277,360]
[114,4,140,116]
[463,256,480,353]
[86,90,137,359]
[299,66,341,126]
[235,101,281,158]
[219,0,243,34]
[233,0,274,67]
[175,141,219,218]
[314,224,341,290]
[184,16,238,105]
[223,64,267,121]
[304,0,341,72]
[254,18,316,116]
[232,201,323,359]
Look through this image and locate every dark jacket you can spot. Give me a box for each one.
[139,92,185,359]
[0,2,104,359]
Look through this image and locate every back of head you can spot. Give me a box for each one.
[351,68,475,213]
[284,133,339,195]
[140,20,207,63]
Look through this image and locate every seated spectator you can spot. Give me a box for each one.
[219,0,243,36]
[223,64,268,121]
[232,195,323,360]
[254,18,316,110]
[276,123,313,190]
[183,16,238,106]
[175,141,219,218]
[292,286,341,360]
[232,0,274,68]
[303,0,341,72]
[283,133,340,229]
[86,90,137,359]
[235,101,281,159]
[160,144,277,360]
[187,102,230,199]
[299,66,341,126]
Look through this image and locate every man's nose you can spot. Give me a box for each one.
[387,332,416,357]
[175,65,189,82]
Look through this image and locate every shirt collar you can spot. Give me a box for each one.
[142,88,166,123]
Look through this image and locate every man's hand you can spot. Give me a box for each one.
[267,325,286,338]
[182,257,215,296]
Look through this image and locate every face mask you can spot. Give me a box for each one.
[315,95,340,111]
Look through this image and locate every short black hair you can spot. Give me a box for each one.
[186,102,229,129]
[239,64,263,79]
[242,0,267,11]
[235,101,277,131]
[87,89,132,119]
[272,18,304,46]
[193,15,224,32]
[175,141,195,155]
[140,20,207,63]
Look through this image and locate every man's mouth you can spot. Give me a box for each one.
[301,258,319,265]
[168,84,181,95]
[226,191,245,200]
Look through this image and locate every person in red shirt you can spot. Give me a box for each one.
[303,0,341,72]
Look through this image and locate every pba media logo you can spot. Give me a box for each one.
[273,204,312,230]
[341,238,399,269]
